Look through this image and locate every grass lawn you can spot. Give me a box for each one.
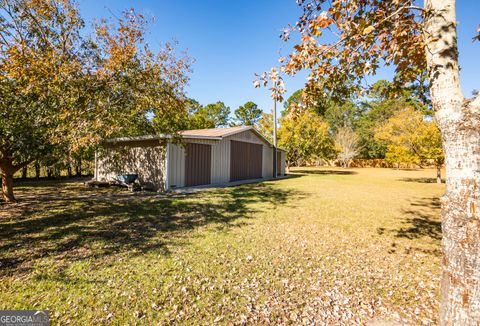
[0,167,444,324]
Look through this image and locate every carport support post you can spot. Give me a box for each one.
[272,99,277,178]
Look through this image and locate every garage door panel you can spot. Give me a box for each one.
[230,141,263,181]
[185,143,211,186]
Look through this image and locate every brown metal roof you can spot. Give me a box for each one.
[179,126,250,138]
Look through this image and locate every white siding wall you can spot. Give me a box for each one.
[280,151,286,175]
[168,143,185,188]
[263,145,274,178]
[211,140,230,184]
[227,130,266,145]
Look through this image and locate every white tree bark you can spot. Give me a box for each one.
[424,0,480,324]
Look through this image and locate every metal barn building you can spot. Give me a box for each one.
[94,126,286,191]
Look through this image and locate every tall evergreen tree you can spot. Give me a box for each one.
[233,102,262,126]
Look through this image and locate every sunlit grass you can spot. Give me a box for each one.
[0,167,444,324]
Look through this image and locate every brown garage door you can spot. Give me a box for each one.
[185,143,211,187]
[230,141,263,181]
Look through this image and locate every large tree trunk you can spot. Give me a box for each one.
[425,0,480,324]
[75,158,82,176]
[34,161,41,179]
[1,171,15,203]
[46,166,53,178]
[0,155,34,203]
[0,160,17,203]
[67,160,73,178]
[438,111,480,324]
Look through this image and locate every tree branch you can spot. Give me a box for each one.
[13,158,35,172]
[469,92,480,111]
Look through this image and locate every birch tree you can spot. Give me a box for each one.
[256,0,479,323]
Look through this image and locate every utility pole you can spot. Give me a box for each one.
[272,99,277,178]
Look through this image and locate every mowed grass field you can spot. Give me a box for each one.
[0,167,444,324]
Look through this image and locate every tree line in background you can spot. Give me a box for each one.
[254,79,444,183]
[17,77,443,182]
[185,99,263,129]
[183,77,444,184]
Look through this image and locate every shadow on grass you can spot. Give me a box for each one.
[13,176,92,188]
[378,197,441,241]
[399,177,444,184]
[290,169,358,176]
[377,197,442,255]
[396,197,441,241]
[0,181,304,275]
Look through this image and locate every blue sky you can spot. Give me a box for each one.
[79,1,479,116]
